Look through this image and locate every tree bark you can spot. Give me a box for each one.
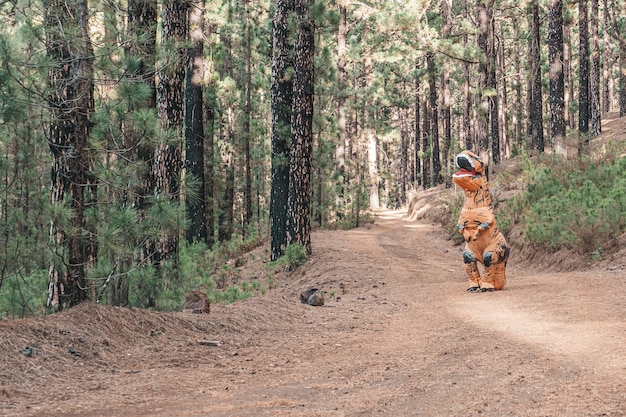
[185,0,207,244]
[363,22,379,209]
[602,0,612,113]
[477,0,500,164]
[127,0,157,109]
[564,24,573,129]
[590,0,602,135]
[579,0,590,133]
[400,108,408,203]
[270,0,293,260]
[462,0,473,151]
[152,0,188,271]
[606,0,626,115]
[548,0,566,155]
[218,163,235,242]
[287,0,314,253]
[45,0,95,308]
[119,0,157,307]
[427,53,442,185]
[441,0,452,186]
[414,60,421,187]
[336,0,347,212]
[476,0,489,153]
[243,0,253,235]
[530,0,545,152]
[421,96,431,189]
[621,48,626,116]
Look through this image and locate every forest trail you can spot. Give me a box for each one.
[2,209,626,417]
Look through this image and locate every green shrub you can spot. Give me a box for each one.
[285,243,307,269]
[0,270,48,319]
[508,155,626,256]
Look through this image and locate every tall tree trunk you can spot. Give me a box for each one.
[606,0,626,115]
[45,0,95,308]
[218,162,235,242]
[335,0,347,213]
[530,0,545,152]
[203,22,217,247]
[243,0,253,235]
[270,0,293,260]
[548,0,566,155]
[185,0,207,244]
[364,25,379,209]
[621,48,626,116]
[602,0,612,113]
[462,0,473,151]
[119,0,157,307]
[590,0,602,135]
[400,108,408,203]
[427,53,442,185]
[414,60,421,188]
[287,0,314,253]
[497,20,509,159]
[476,0,489,153]
[441,0,452,186]
[421,96,431,188]
[205,95,216,246]
[478,0,500,164]
[127,0,157,109]
[152,0,188,272]
[217,64,235,245]
[564,24,574,129]
[579,0,590,134]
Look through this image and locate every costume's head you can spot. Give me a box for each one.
[452,150,493,209]
[452,151,486,192]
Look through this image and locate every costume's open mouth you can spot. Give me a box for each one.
[454,153,479,177]
[453,168,477,177]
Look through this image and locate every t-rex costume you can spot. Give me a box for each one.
[452,151,510,292]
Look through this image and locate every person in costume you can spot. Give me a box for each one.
[452,151,510,292]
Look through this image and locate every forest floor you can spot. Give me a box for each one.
[2,114,626,417]
[1,206,626,417]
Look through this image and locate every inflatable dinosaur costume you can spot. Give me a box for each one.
[452,151,510,292]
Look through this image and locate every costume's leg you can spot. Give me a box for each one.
[481,238,510,291]
[463,249,482,291]
[489,261,507,290]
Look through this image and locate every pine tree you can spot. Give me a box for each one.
[462,0,474,151]
[363,22,379,210]
[477,0,499,164]
[427,53,442,185]
[606,0,626,116]
[270,0,293,260]
[287,0,314,253]
[335,0,348,214]
[242,0,253,236]
[579,0,590,133]
[414,61,422,187]
[441,0,452,187]
[151,0,188,269]
[590,0,601,135]
[548,0,566,154]
[185,0,207,244]
[530,0,544,152]
[44,0,95,308]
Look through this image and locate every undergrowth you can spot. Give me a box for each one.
[0,230,313,319]
[499,154,626,259]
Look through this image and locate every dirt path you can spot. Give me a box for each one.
[3,210,626,417]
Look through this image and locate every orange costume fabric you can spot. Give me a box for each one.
[452,151,510,292]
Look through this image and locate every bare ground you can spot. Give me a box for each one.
[1,208,625,417]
